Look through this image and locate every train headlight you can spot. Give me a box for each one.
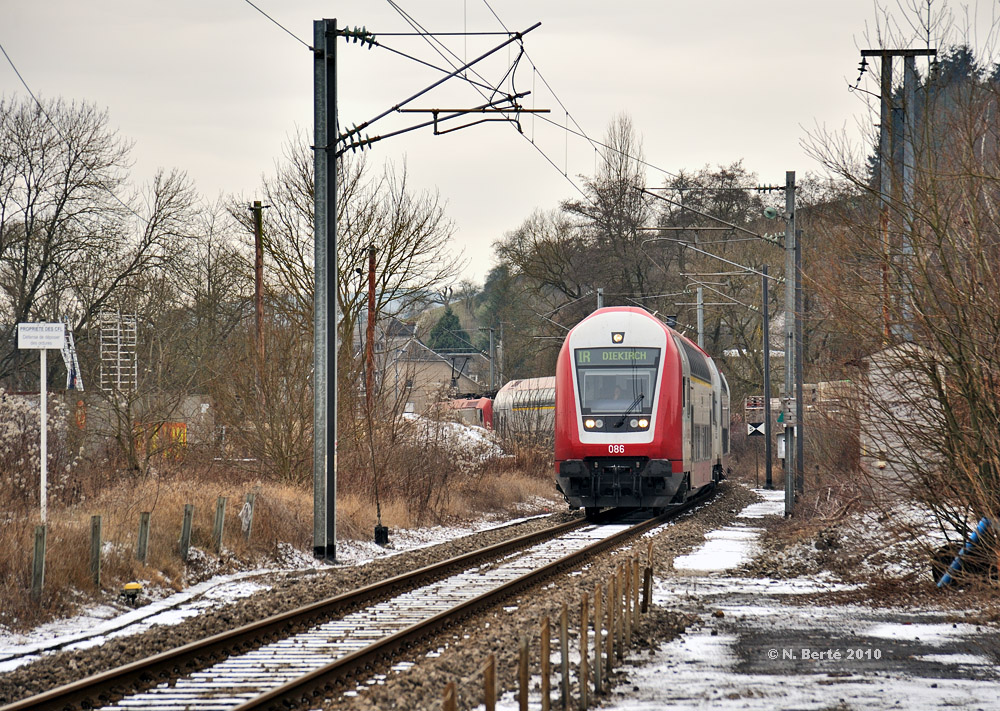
[585,418,596,429]
[638,418,649,428]
[611,332,624,343]
[629,418,639,428]
[595,419,604,428]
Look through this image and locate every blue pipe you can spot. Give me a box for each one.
[937,517,992,587]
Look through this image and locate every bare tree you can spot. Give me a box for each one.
[0,96,205,393]
[805,34,1000,567]
[231,132,462,346]
[562,113,656,298]
[220,132,464,483]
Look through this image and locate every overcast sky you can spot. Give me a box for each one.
[3,1,996,283]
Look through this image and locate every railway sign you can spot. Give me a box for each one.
[17,322,66,525]
[747,422,765,436]
[782,396,796,426]
[745,395,765,410]
[17,322,65,350]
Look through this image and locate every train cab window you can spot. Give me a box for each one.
[574,347,659,415]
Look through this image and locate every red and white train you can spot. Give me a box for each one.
[447,396,494,430]
[554,307,730,514]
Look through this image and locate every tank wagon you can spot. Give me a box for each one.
[493,376,555,443]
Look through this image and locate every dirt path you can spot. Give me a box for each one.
[595,489,1000,710]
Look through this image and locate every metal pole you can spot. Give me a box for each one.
[697,286,704,349]
[498,322,504,385]
[313,19,338,561]
[783,171,795,516]
[902,54,916,240]
[326,21,338,563]
[489,327,495,391]
[900,54,916,336]
[762,265,772,489]
[597,287,604,310]
[795,230,804,493]
[878,52,893,340]
[40,348,47,524]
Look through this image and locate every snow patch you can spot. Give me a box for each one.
[671,488,783,573]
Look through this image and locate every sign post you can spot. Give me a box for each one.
[18,322,66,523]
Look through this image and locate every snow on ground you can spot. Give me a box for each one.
[490,488,1000,710]
[0,572,270,673]
[597,489,1000,711]
[0,511,550,673]
[400,413,505,459]
[7,486,998,709]
[671,488,781,573]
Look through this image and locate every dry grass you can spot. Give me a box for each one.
[0,437,558,632]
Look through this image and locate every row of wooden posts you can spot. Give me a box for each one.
[442,542,655,711]
[30,493,258,602]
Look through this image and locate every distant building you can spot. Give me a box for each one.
[359,315,488,415]
[859,343,941,487]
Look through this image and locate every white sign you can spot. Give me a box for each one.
[18,322,66,350]
[17,322,65,524]
[747,422,765,436]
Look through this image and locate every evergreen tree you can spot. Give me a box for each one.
[427,305,474,353]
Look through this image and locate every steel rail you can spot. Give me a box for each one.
[0,516,590,711]
[235,490,714,710]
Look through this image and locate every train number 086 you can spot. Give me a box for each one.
[608,444,625,454]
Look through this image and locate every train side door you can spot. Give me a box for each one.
[673,336,692,470]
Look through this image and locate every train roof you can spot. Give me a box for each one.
[495,376,556,394]
[569,306,714,359]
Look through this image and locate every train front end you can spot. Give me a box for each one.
[554,307,684,510]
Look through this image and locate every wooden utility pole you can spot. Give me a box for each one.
[252,201,265,364]
[366,245,376,411]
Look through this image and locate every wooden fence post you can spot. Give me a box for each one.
[579,593,589,710]
[615,563,625,661]
[560,601,570,710]
[179,504,194,561]
[31,525,46,602]
[484,652,496,711]
[213,496,227,554]
[624,561,632,648]
[541,616,551,711]
[593,584,602,696]
[136,512,151,564]
[443,680,457,711]
[90,515,102,589]
[605,582,614,676]
[519,635,529,711]
[642,565,653,614]
[632,558,640,619]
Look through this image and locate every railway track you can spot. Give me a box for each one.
[2,490,712,711]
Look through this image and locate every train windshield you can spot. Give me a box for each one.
[573,347,660,415]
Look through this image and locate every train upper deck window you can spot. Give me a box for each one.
[574,348,659,415]
[678,339,712,383]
